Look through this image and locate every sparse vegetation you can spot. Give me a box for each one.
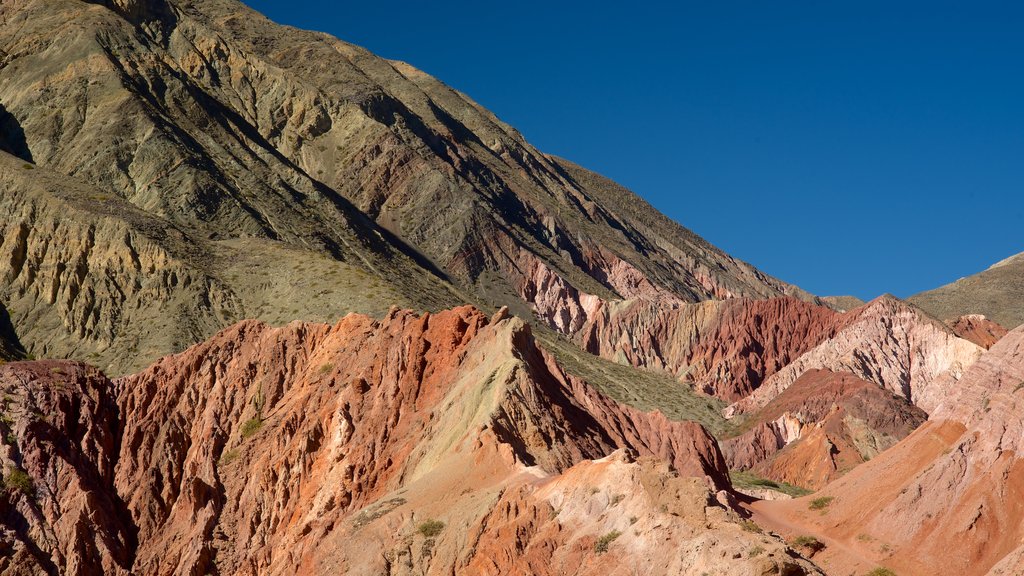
[219,448,241,466]
[740,519,762,533]
[809,496,834,510]
[417,519,445,538]
[240,417,263,439]
[730,470,813,498]
[318,363,334,375]
[748,545,765,557]
[351,497,407,531]
[594,530,622,554]
[864,569,897,576]
[4,466,34,496]
[790,535,825,553]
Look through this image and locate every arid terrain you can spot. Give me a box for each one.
[0,1,1019,575]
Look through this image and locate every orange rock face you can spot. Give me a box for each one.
[0,306,822,575]
[949,314,1009,349]
[580,297,848,401]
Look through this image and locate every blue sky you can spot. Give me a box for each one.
[244,0,1023,299]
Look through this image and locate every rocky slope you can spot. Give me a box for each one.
[0,306,822,575]
[0,151,457,375]
[750,326,1024,576]
[910,252,1024,329]
[0,0,814,374]
[579,296,847,401]
[949,314,1009,350]
[727,296,984,416]
[0,360,134,575]
[722,369,926,490]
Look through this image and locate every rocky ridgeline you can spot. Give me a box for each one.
[0,306,821,575]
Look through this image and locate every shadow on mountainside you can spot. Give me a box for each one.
[0,104,32,163]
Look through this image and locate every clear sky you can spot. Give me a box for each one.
[243,0,1023,300]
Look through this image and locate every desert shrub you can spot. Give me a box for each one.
[791,535,825,552]
[417,519,445,538]
[4,466,33,495]
[809,496,834,510]
[240,417,263,439]
[740,519,762,533]
[594,530,622,553]
[219,448,241,466]
[748,545,765,557]
[864,569,897,576]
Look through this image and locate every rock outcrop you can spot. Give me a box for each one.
[751,326,1024,576]
[949,314,1008,350]
[0,306,824,575]
[579,296,847,401]
[0,360,134,575]
[722,369,926,489]
[727,296,984,416]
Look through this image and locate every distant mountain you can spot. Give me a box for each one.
[909,252,1024,329]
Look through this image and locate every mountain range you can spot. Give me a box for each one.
[0,1,1019,575]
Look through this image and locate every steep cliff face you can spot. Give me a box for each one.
[751,327,1024,576]
[0,360,134,575]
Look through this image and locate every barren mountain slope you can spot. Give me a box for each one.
[751,326,1024,576]
[722,369,926,490]
[0,151,459,374]
[0,0,815,371]
[0,306,823,575]
[909,252,1024,329]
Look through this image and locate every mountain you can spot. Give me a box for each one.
[749,326,1024,576]
[909,252,1024,329]
[0,0,813,376]
[0,306,822,576]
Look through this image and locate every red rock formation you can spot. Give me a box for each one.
[0,360,133,575]
[110,306,752,574]
[0,306,825,575]
[950,314,1008,349]
[728,296,984,416]
[723,370,926,489]
[751,326,1024,576]
[580,297,847,401]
